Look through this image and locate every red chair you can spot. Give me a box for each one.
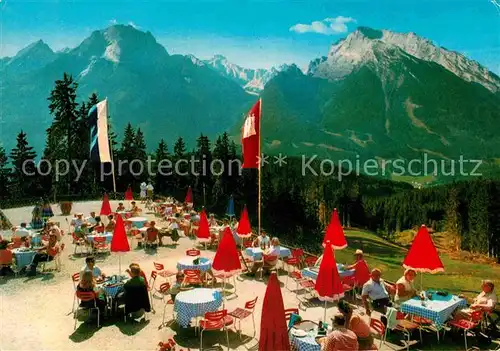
[153,262,176,280]
[446,310,483,350]
[341,275,356,297]
[94,226,104,233]
[370,318,386,349]
[228,297,258,339]
[158,282,175,326]
[199,309,233,350]
[74,291,100,329]
[183,269,203,287]
[93,236,109,254]
[284,308,299,322]
[72,233,88,255]
[304,256,318,267]
[186,249,200,257]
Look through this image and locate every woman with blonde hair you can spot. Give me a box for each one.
[77,271,107,313]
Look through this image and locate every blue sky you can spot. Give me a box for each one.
[1,0,499,72]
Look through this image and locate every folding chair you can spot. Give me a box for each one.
[199,309,234,350]
[228,297,258,340]
[74,291,100,329]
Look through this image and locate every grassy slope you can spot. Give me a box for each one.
[335,229,500,298]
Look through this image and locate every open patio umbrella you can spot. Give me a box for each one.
[185,186,193,205]
[315,240,344,322]
[403,224,444,290]
[212,227,242,298]
[100,193,112,216]
[111,214,130,276]
[226,195,235,217]
[196,208,210,248]
[323,208,347,249]
[259,272,290,351]
[236,205,252,250]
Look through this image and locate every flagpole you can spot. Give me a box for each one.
[105,98,117,194]
[258,98,262,237]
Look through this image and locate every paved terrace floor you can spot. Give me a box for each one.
[1,201,498,351]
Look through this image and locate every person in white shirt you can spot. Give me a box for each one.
[472,280,497,310]
[140,182,147,202]
[14,223,31,237]
[395,269,417,304]
[168,219,179,231]
[248,237,281,276]
[81,256,106,281]
[253,231,270,248]
[86,212,97,226]
[208,214,218,227]
[362,268,393,315]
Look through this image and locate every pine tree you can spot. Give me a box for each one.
[195,134,212,206]
[444,186,461,251]
[0,147,10,199]
[10,131,38,197]
[468,181,489,253]
[154,139,169,195]
[88,92,99,107]
[47,73,79,194]
[173,137,186,158]
[118,123,137,191]
[172,137,187,197]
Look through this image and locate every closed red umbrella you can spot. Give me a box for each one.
[196,208,210,239]
[236,205,252,236]
[403,225,444,290]
[185,186,193,204]
[111,214,130,275]
[323,208,347,249]
[259,272,290,351]
[212,227,241,277]
[124,186,133,201]
[315,240,344,322]
[100,193,112,216]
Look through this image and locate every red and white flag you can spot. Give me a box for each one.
[241,99,261,168]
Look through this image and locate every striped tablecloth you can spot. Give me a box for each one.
[11,249,36,269]
[400,292,467,327]
[245,247,291,260]
[174,288,223,328]
[301,265,355,280]
[177,257,212,272]
[87,233,113,243]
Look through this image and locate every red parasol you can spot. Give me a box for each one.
[111,214,130,275]
[124,186,133,201]
[185,186,193,204]
[100,193,112,216]
[259,272,290,351]
[236,205,252,236]
[196,208,210,239]
[323,208,347,249]
[212,227,241,277]
[403,225,444,274]
[315,241,344,322]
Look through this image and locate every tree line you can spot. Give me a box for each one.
[0,73,499,259]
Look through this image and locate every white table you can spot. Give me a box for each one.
[177,257,212,272]
[128,217,147,228]
[301,265,355,280]
[87,232,113,243]
[245,247,291,260]
[11,248,37,269]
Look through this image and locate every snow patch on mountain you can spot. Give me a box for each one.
[314,27,500,92]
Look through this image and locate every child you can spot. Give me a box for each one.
[169,272,184,302]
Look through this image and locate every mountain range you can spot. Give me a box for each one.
[2,24,500,182]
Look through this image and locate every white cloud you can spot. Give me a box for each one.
[290,16,356,35]
[128,21,140,29]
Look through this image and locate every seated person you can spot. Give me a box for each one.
[230,217,238,230]
[81,256,106,281]
[86,212,98,227]
[25,233,60,276]
[116,203,126,212]
[248,237,281,276]
[146,221,159,245]
[345,249,371,287]
[130,201,142,217]
[337,300,374,350]
[362,268,392,315]
[317,314,359,351]
[168,272,185,302]
[457,280,497,319]
[73,213,85,232]
[253,231,271,248]
[77,271,107,315]
[47,220,62,241]
[104,215,116,232]
[122,264,151,317]
[208,214,218,227]
[0,240,14,276]
[125,263,149,290]
[14,222,31,237]
[168,218,179,231]
[394,269,417,304]
[190,211,200,223]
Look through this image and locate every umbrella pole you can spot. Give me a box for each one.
[324,300,327,323]
[119,255,122,277]
[420,272,423,292]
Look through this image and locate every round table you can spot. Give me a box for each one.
[245,247,292,260]
[128,217,147,228]
[177,257,212,272]
[289,321,323,351]
[11,248,37,269]
[87,232,113,243]
[174,288,223,328]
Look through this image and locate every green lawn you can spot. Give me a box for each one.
[334,229,500,298]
